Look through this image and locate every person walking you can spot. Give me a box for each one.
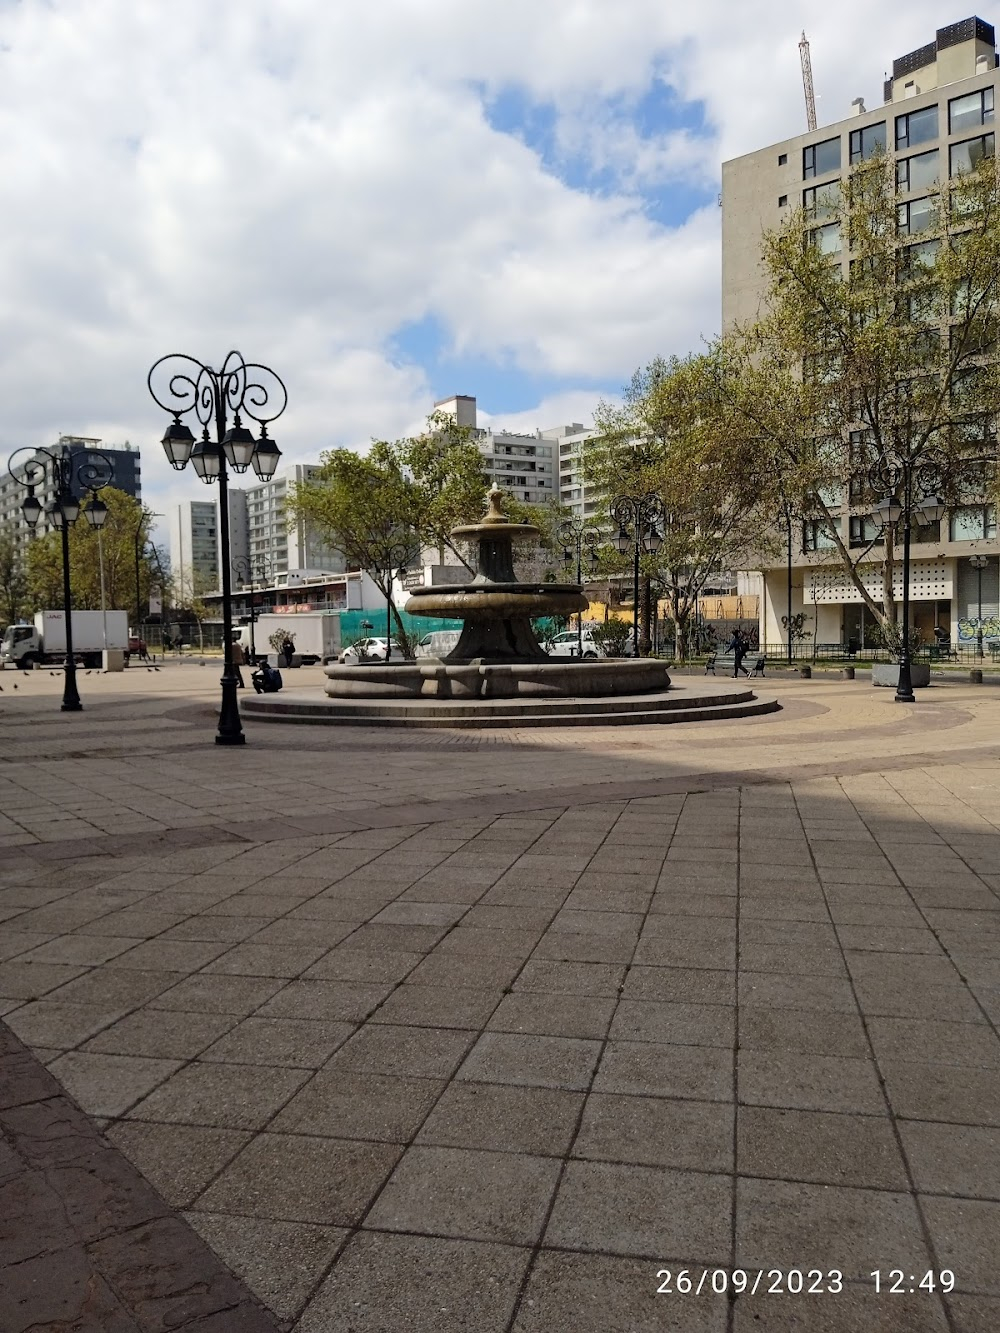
[281,636,295,669]
[727,628,747,679]
[231,637,246,689]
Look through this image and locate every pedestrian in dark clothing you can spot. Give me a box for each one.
[281,637,294,668]
[727,629,747,678]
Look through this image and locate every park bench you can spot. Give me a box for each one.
[705,651,766,678]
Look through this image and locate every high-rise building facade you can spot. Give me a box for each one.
[723,16,1000,651]
[434,396,556,505]
[0,437,141,560]
[244,464,345,576]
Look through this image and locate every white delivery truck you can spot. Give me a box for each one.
[234,612,342,666]
[0,610,129,670]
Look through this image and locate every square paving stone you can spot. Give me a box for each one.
[326,1024,476,1079]
[304,948,422,984]
[108,939,231,972]
[545,1160,731,1262]
[437,927,540,960]
[947,1294,1000,1329]
[296,1231,528,1333]
[17,935,139,966]
[194,1133,401,1225]
[256,979,393,1022]
[609,999,735,1049]
[533,930,638,965]
[417,1082,583,1157]
[5,1001,125,1049]
[737,971,858,1014]
[739,1050,884,1114]
[371,901,467,927]
[575,1092,733,1173]
[84,1009,237,1060]
[738,1105,908,1189]
[899,1121,1000,1200]
[867,1018,1000,1068]
[513,1249,727,1332]
[106,1122,251,1207]
[880,1060,1000,1126]
[594,1040,732,1102]
[185,1212,346,1323]
[148,974,285,1015]
[127,1061,309,1130]
[622,966,734,1006]
[76,909,186,937]
[203,942,331,978]
[200,1016,354,1068]
[272,1070,445,1141]
[511,960,625,996]
[249,918,358,947]
[736,1177,931,1280]
[45,967,181,1011]
[487,992,616,1040]
[366,1144,561,1245]
[159,916,267,943]
[372,984,501,1029]
[738,1006,869,1058]
[457,1032,601,1091]
[47,1051,181,1117]
[348,923,450,954]
[0,961,89,1000]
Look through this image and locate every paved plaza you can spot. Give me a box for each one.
[1,664,1000,1331]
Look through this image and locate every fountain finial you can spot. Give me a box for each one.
[483,485,507,524]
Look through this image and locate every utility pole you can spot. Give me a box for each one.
[799,31,818,132]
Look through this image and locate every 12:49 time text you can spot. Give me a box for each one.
[871,1271,955,1293]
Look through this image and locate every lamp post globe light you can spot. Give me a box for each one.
[558,518,600,657]
[232,553,273,664]
[7,444,114,711]
[867,448,947,704]
[969,554,989,660]
[148,350,287,745]
[609,493,665,657]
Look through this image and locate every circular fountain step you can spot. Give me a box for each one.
[242,681,781,729]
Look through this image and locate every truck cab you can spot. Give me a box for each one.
[0,624,39,669]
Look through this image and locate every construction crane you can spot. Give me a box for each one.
[799,30,818,131]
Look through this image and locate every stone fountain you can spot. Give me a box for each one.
[321,486,672,700]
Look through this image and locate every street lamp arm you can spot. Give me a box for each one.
[148,351,288,433]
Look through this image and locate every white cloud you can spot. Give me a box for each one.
[0,0,967,524]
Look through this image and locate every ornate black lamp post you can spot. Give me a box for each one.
[233,553,273,664]
[8,444,113,710]
[610,493,665,657]
[148,350,286,745]
[867,449,947,704]
[969,554,989,660]
[558,518,600,657]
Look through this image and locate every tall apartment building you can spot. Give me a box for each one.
[0,437,141,560]
[168,492,249,602]
[723,16,1000,650]
[244,464,345,576]
[434,396,556,505]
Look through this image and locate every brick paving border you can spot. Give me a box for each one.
[0,1018,281,1333]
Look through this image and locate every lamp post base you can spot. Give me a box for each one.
[215,732,247,746]
[61,700,83,712]
[894,691,916,703]
[216,675,245,745]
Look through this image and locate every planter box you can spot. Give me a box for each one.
[871,663,930,689]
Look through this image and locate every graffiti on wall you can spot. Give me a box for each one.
[957,616,1000,642]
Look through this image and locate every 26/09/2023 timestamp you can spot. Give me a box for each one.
[871,1271,955,1293]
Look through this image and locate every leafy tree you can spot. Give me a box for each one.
[590,615,631,657]
[24,490,162,622]
[721,150,1000,632]
[587,354,777,660]
[0,535,29,626]
[289,450,419,638]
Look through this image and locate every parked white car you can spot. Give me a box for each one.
[340,637,405,664]
[543,629,606,660]
[415,630,462,658]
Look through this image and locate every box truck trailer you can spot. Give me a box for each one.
[234,612,342,666]
[0,611,129,670]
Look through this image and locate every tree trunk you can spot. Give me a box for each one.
[639,575,653,655]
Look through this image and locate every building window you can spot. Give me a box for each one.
[903,238,940,272]
[802,520,836,552]
[896,148,939,192]
[949,87,994,135]
[849,121,886,164]
[778,152,787,165]
[897,196,934,235]
[803,137,840,179]
[802,180,840,219]
[950,133,995,175]
[849,515,881,547]
[809,222,841,255]
[778,194,788,207]
[896,104,938,150]
[950,504,997,540]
